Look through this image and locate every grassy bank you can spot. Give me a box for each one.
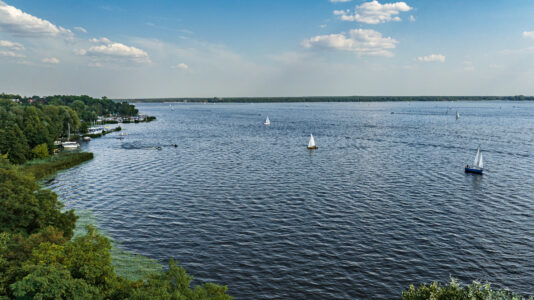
[20,151,94,180]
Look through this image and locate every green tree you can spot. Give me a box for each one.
[10,265,99,300]
[0,123,29,164]
[23,106,51,149]
[129,259,232,300]
[0,169,77,237]
[31,143,49,159]
[0,227,68,299]
[70,100,87,116]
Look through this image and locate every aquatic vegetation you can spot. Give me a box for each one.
[73,210,163,281]
[20,152,94,180]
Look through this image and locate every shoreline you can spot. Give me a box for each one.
[27,150,165,280]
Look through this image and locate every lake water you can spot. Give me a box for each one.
[46,101,534,299]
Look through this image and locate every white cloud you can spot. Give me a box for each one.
[416,54,445,62]
[319,24,327,28]
[0,50,25,58]
[81,38,150,63]
[522,31,534,39]
[89,37,112,44]
[409,15,415,22]
[74,26,87,33]
[330,0,351,3]
[333,9,349,16]
[0,39,24,50]
[42,57,60,64]
[335,0,412,24]
[0,0,72,37]
[302,28,398,57]
[171,63,189,70]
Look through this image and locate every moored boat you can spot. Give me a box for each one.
[62,141,80,149]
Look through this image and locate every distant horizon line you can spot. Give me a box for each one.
[118,95,534,103]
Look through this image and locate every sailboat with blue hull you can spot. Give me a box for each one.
[465,146,484,174]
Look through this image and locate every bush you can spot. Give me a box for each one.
[31,143,49,159]
[402,278,527,300]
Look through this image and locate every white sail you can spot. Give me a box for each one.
[456,111,460,119]
[473,147,480,167]
[477,153,484,169]
[264,116,270,125]
[308,134,316,148]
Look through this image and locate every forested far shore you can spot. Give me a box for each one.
[123,95,534,103]
[0,93,140,165]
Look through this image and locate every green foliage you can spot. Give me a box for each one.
[117,102,138,116]
[31,143,49,159]
[129,259,232,300]
[0,168,77,237]
[402,278,527,300]
[10,265,99,300]
[0,123,29,164]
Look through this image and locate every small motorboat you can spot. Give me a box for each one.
[83,136,91,141]
[62,141,80,149]
[307,134,318,150]
[465,146,483,174]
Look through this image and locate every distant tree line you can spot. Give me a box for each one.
[0,94,139,164]
[126,95,534,103]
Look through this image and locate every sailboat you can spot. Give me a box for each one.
[307,134,318,150]
[62,123,80,149]
[456,111,460,119]
[465,146,483,174]
[169,104,174,111]
[264,116,270,125]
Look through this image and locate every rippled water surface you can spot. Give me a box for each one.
[47,101,534,299]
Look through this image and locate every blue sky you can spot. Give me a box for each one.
[1,0,534,98]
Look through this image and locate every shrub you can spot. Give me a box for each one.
[402,278,528,300]
[31,143,49,159]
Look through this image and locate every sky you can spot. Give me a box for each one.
[1,0,534,98]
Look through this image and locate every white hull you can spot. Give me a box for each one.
[62,142,80,149]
